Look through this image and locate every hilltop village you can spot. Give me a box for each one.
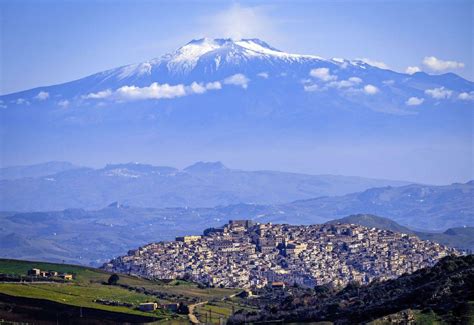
[104,220,457,288]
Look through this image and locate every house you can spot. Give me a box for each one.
[229,220,253,231]
[27,268,41,276]
[61,273,73,280]
[271,281,286,289]
[176,235,201,243]
[163,303,180,312]
[138,302,158,311]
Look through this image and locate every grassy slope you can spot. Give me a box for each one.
[0,258,239,321]
[195,298,259,324]
[0,283,163,317]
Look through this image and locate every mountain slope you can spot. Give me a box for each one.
[0,161,409,211]
[0,161,78,180]
[1,38,472,183]
[268,181,474,230]
[417,227,474,253]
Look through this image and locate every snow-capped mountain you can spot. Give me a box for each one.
[87,38,327,84]
[1,38,473,182]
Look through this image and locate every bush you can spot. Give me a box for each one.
[107,273,120,285]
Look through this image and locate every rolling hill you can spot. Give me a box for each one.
[327,214,474,252]
[267,181,474,230]
[0,180,472,265]
[326,214,414,233]
[0,161,409,211]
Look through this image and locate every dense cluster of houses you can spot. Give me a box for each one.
[104,220,457,288]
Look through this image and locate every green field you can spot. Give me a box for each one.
[153,282,240,300]
[0,282,168,317]
[194,296,259,324]
[0,258,241,323]
[0,258,155,285]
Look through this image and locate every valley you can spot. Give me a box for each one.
[0,176,472,266]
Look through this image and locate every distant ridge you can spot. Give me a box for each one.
[0,161,409,211]
[0,161,78,180]
[183,161,227,173]
[277,181,474,230]
[326,213,474,252]
[1,193,472,266]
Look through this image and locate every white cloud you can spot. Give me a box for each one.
[422,56,465,72]
[58,99,70,108]
[116,83,187,100]
[189,82,207,94]
[15,98,29,105]
[358,58,389,69]
[405,66,421,75]
[83,89,113,99]
[224,73,250,89]
[205,81,222,90]
[304,75,364,92]
[405,97,424,106]
[348,77,363,84]
[201,4,277,41]
[84,79,226,102]
[35,91,49,100]
[425,87,452,99]
[328,76,362,88]
[257,72,269,79]
[303,84,319,92]
[383,80,395,85]
[458,91,474,101]
[309,68,337,82]
[363,84,379,95]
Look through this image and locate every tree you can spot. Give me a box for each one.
[107,273,120,285]
[177,303,189,314]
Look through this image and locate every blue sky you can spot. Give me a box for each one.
[1,0,472,94]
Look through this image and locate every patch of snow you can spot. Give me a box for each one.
[104,168,140,178]
[117,62,153,80]
[167,38,222,73]
[235,39,323,60]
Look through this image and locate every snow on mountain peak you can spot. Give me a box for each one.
[165,38,323,73]
[105,38,328,80]
[173,38,223,62]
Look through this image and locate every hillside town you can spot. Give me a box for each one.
[103,220,458,289]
